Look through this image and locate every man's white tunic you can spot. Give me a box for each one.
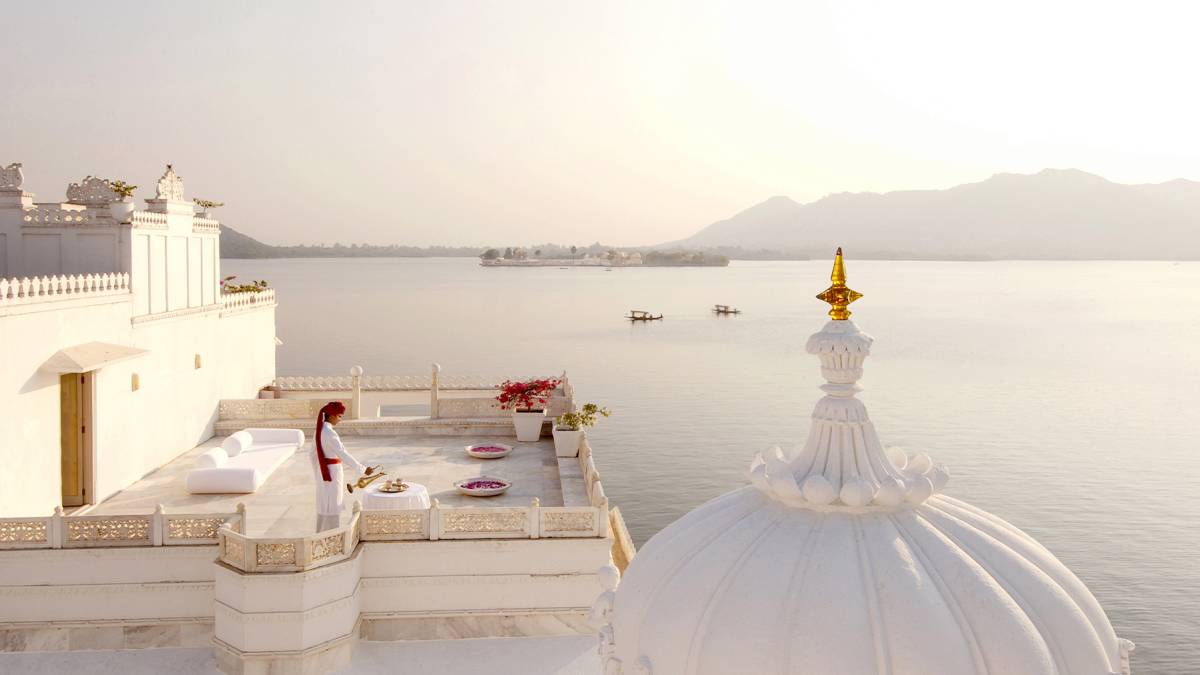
[310,422,366,516]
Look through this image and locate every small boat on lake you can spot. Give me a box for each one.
[627,310,663,321]
[713,304,741,315]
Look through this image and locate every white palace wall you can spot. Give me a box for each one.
[0,287,276,517]
[0,165,276,517]
[0,296,135,514]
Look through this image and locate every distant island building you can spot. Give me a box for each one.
[481,247,727,267]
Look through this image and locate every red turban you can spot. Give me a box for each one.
[315,401,347,481]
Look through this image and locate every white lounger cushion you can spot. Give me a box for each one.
[186,428,305,494]
[222,431,252,457]
[186,467,261,494]
[241,428,305,446]
[194,448,228,469]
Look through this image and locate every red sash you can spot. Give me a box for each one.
[315,417,339,481]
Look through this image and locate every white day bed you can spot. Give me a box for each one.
[185,428,305,494]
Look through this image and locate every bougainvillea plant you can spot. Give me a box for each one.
[495,378,561,412]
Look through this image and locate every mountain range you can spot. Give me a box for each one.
[670,169,1200,259]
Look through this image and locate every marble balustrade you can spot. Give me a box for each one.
[216,500,606,575]
[0,505,243,550]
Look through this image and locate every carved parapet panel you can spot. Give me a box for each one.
[310,532,345,562]
[361,375,433,390]
[22,207,98,226]
[65,516,151,546]
[219,289,277,315]
[437,397,506,418]
[166,516,226,543]
[219,398,325,420]
[440,509,529,538]
[223,535,246,568]
[0,519,50,548]
[192,216,219,233]
[540,509,597,535]
[274,375,353,391]
[0,162,23,190]
[155,164,185,201]
[361,511,428,539]
[129,211,168,229]
[255,541,297,567]
[66,176,118,206]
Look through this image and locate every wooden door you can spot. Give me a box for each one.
[60,373,93,506]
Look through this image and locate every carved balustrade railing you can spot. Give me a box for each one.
[219,289,277,314]
[129,211,168,229]
[192,216,220,233]
[216,500,607,574]
[21,206,98,225]
[0,272,131,307]
[0,504,244,550]
[267,366,575,421]
[219,509,360,573]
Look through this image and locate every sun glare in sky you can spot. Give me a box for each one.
[2,0,1196,245]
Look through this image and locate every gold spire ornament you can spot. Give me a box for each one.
[815,247,862,320]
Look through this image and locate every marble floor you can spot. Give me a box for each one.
[0,635,600,675]
[91,434,567,536]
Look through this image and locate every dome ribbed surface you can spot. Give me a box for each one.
[611,487,1127,674]
[605,307,1132,675]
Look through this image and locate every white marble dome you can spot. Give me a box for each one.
[600,259,1133,675]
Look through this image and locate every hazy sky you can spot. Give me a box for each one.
[3,1,1198,246]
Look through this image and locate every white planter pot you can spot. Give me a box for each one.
[511,410,545,442]
[109,200,135,222]
[552,427,584,458]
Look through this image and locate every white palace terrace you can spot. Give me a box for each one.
[0,163,630,675]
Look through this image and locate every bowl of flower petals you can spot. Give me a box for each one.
[454,476,512,497]
[465,443,513,459]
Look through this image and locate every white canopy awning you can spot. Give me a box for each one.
[42,341,148,373]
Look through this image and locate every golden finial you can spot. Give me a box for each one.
[815,247,862,320]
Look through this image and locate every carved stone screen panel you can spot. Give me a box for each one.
[440,510,529,539]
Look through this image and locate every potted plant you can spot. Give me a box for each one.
[195,198,224,219]
[496,378,560,442]
[553,403,611,458]
[108,180,137,221]
[220,275,270,293]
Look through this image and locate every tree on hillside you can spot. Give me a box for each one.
[570,245,578,258]
[504,247,514,259]
[481,248,500,260]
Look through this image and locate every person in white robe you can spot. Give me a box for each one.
[310,401,372,532]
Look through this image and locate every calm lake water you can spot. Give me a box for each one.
[227,257,1200,673]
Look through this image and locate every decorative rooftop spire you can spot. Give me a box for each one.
[815,247,862,320]
[746,253,948,510]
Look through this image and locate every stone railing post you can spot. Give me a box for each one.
[51,506,64,549]
[430,363,441,419]
[429,498,441,541]
[530,498,541,539]
[236,502,247,534]
[349,365,363,420]
[152,504,165,546]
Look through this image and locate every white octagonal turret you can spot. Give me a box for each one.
[601,250,1133,675]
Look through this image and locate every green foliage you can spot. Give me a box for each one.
[481,248,501,260]
[220,275,269,293]
[556,403,611,430]
[195,198,224,210]
[108,180,137,199]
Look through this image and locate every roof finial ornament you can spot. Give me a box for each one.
[815,247,862,320]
